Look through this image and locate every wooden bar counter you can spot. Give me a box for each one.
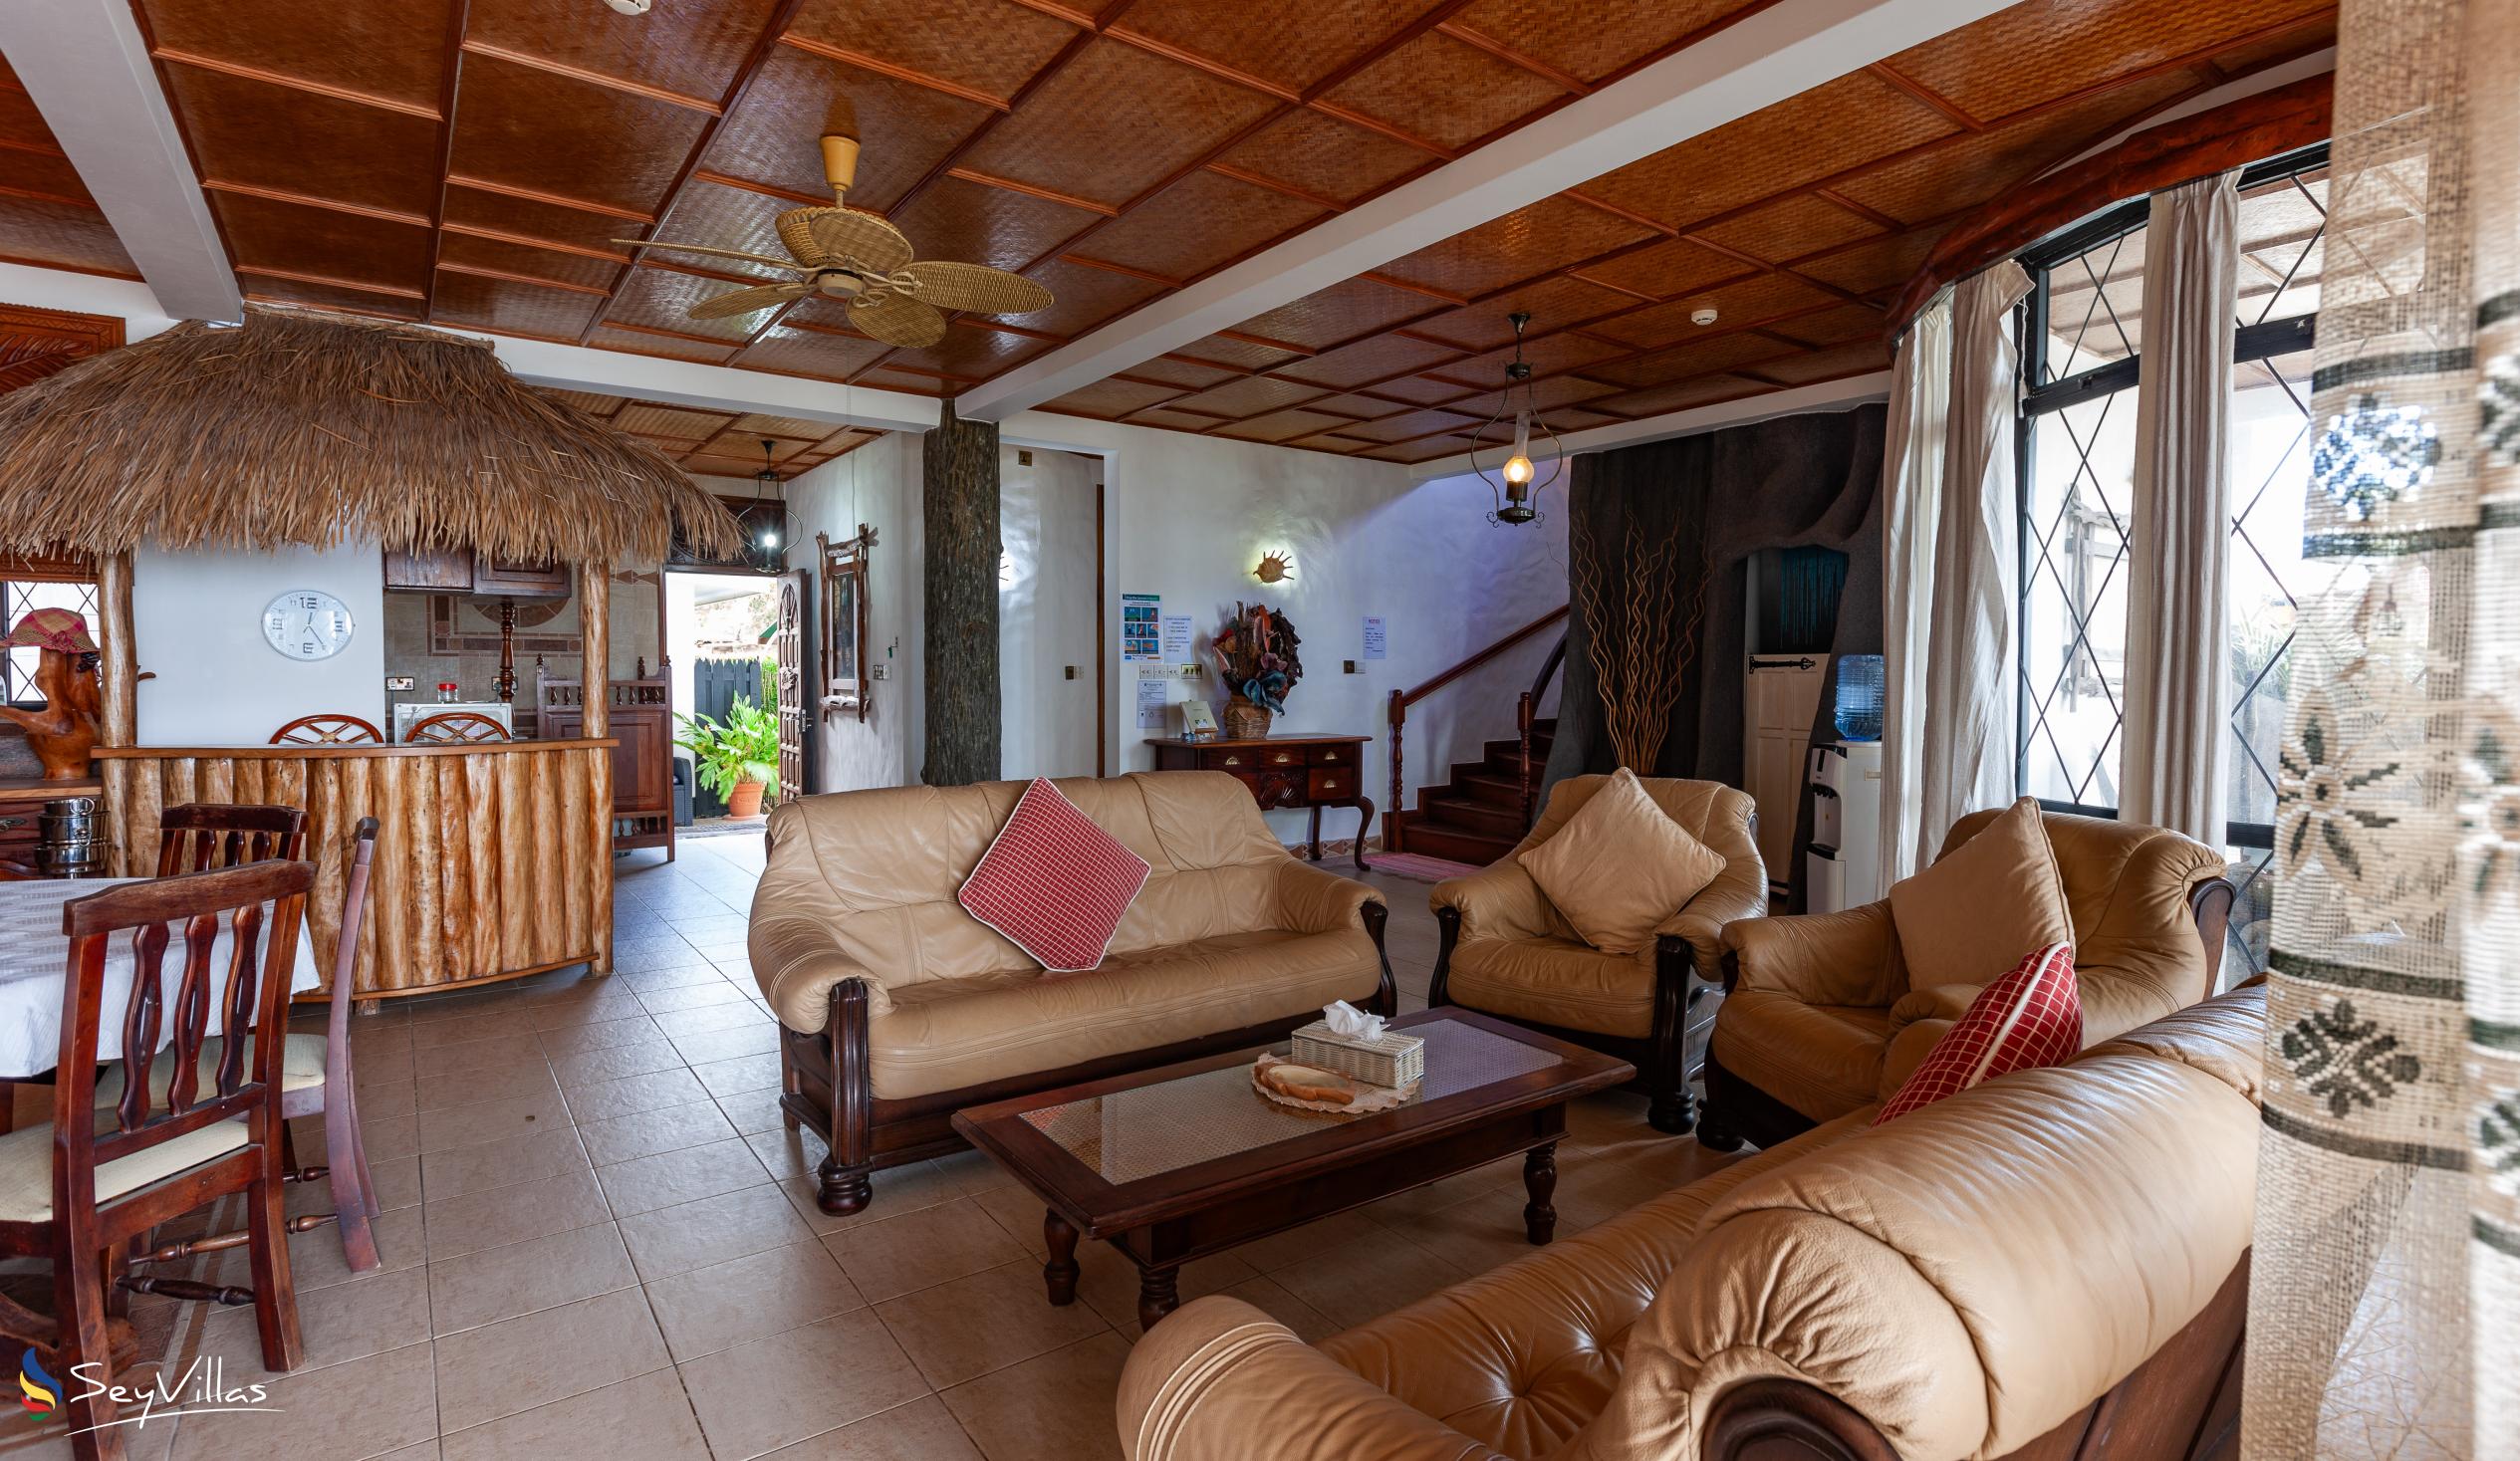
[91,739,616,1000]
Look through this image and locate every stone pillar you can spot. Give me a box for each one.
[922,399,1000,786]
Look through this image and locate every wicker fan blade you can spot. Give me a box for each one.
[848,291,948,349]
[899,260,1053,315]
[777,207,912,274]
[689,281,814,321]
[611,238,807,272]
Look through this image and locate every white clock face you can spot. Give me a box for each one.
[263,590,355,661]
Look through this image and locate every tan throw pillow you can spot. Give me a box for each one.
[1889,796,2075,988]
[1519,769,1728,955]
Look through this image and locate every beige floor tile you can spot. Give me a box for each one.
[759,1394,981,1460]
[965,1187,1048,1259]
[1389,1181,1554,1279]
[577,1097,738,1167]
[617,963,733,993]
[636,979,753,1014]
[419,1124,589,1202]
[548,1038,686,1089]
[412,1060,560,1113]
[1228,1208,1389,1274]
[925,1149,1016,1198]
[938,1333,1130,1461]
[643,1240,867,1361]
[535,1013,666,1055]
[432,1287,670,1434]
[168,1339,437,1461]
[1266,1224,1467,1331]
[410,1034,547,1080]
[875,1261,1112,1389]
[186,1264,431,1382]
[747,1125,826,1182]
[1210,1274,1341,1342]
[524,990,650,1030]
[423,1165,611,1262]
[286,1152,420,1219]
[352,1080,419,1120]
[667,1021,780,1068]
[349,1043,417,1088]
[690,1050,782,1097]
[1066,1241,1253,1338]
[413,1085,572,1156]
[823,1198,1024,1304]
[1361,1152,1527,1224]
[677,1308,930,1460]
[775,1158,971,1237]
[566,1066,712,1123]
[207,1205,426,1294]
[406,1010,522,1049]
[618,1182,817,1281]
[427,1222,637,1336]
[714,1085,789,1135]
[646,1000,771,1038]
[437,1369,709,1461]
[352,1111,420,1163]
[596,1135,773,1217]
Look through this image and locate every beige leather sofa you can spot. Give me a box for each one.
[749,772,1391,1213]
[1118,987,2265,1461]
[1700,806,2231,1150]
[1429,776,1764,1136]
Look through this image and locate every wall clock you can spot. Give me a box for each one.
[263,590,356,661]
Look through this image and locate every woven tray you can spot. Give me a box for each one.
[1251,1053,1420,1115]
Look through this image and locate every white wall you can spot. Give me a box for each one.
[999,446,1101,779]
[131,542,387,745]
[781,433,923,794]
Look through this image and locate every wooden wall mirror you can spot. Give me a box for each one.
[818,525,875,722]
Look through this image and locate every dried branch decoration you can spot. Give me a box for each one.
[1572,515,1710,771]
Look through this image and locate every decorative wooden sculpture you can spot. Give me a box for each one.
[0,609,101,779]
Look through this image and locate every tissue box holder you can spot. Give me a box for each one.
[1290,1020,1425,1089]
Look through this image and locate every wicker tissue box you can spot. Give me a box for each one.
[1290,1020,1425,1089]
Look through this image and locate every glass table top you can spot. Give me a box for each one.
[1015,1016,1567,1188]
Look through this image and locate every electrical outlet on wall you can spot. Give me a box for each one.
[871,665,887,680]
[385,675,414,691]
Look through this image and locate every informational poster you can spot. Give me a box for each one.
[1362,615,1388,660]
[1160,613,1194,663]
[1121,593,1161,662]
[1135,674,1171,728]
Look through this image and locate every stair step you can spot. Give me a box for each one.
[1451,772,1526,808]
[1419,791,1524,837]
[1400,824,1518,866]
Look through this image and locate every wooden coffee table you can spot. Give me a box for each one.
[951,1009,1634,1330]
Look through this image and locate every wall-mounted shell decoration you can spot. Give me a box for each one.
[1253,551,1294,584]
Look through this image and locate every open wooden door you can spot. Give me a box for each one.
[774,570,812,807]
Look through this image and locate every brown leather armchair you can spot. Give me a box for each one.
[1428,775,1765,1135]
[1699,805,2233,1151]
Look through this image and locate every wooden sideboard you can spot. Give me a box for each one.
[1145,733,1374,869]
[540,675,674,857]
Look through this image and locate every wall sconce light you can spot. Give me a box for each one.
[1252,550,1294,585]
[1474,311,1564,526]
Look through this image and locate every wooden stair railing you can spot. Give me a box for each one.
[1385,605,1567,856]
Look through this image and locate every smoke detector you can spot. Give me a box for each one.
[1690,307,1719,327]
[604,0,650,14]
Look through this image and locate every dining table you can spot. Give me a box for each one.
[0,876,324,1372]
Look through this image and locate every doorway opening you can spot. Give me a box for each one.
[663,569,782,827]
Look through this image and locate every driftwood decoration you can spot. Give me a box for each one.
[1571,516,1710,772]
[0,307,743,566]
[923,399,1000,787]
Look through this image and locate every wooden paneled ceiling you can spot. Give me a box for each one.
[0,0,2333,464]
[537,389,883,480]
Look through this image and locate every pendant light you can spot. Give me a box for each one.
[749,438,789,571]
[1474,311,1564,525]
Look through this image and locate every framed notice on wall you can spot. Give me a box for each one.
[1121,593,1161,662]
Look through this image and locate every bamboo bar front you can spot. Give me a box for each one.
[91,740,617,999]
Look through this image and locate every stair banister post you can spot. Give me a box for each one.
[1516,690,1536,828]
[1386,687,1406,855]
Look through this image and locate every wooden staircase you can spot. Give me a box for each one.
[1388,716,1555,864]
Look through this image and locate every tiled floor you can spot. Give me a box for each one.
[7,835,1741,1460]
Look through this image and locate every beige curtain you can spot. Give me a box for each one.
[1915,263,2031,867]
[1880,287,1953,885]
[2121,171,2239,847]
[2245,0,2517,1454]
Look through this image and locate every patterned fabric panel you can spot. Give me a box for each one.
[958,778,1154,974]
[1875,943,2083,1123]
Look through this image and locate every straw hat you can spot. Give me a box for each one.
[3,608,96,653]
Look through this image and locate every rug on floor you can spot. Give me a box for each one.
[1366,852,1487,882]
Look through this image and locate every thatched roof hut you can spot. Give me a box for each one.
[0,307,743,565]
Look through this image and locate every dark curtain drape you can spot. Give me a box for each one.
[1545,403,1888,908]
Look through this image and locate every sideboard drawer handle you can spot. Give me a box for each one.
[1221,755,1242,766]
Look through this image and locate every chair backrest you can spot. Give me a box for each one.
[319,817,379,1076]
[56,860,313,1195]
[269,713,383,746]
[404,711,510,744]
[1940,806,2232,1006]
[157,803,308,876]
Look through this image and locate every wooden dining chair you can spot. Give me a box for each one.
[103,818,383,1272]
[403,710,510,744]
[268,713,383,746]
[0,861,310,1457]
[156,803,307,875]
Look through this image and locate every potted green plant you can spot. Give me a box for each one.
[675,694,781,819]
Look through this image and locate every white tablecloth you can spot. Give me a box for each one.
[0,879,324,1079]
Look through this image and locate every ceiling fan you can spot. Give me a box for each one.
[614,134,1053,349]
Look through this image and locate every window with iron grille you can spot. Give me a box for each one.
[2013,144,2326,977]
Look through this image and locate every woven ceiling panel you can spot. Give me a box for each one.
[1593,372,1770,417]
[874,324,1055,382]
[1830,73,2199,225]
[212,191,431,295]
[428,272,606,342]
[1318,29,1566,153]
[1582,331,1803,389]
[467,0,782,104]
[1340,407,1483,444]
[1165,372,1333,418]
[608,267,765,341]
[1434,329,1633,385]
[887,174,1103,273]
[1042,377,1188,418]
[1212,112,1431,207]
[1214,408,1358,443]
[1117,0,1432,96]
[1015,258,1170,339]
[1124,357,1243,391]
[960,39,1281,208]
[1173,333,1304,372]
[589,326,738,365]
[138,0,451,109]
[649,180,795,279]
[241,277,420,319]
[1691,193,1889,265]
[1234,277,1444,352]
[447,53,711,217]
[0,195,136,279]
[705,48,991,214]
[441,185,640,255]
[166,66,437,218]
[1380,196,1659,299]
[1886,0,2328,119]
[735,325,891,380]
[1275,333,1466,390]
[1073,170,1327,284]
[1590,273,1844,350]
[1408,274,1641,350]
[437,231,621,291]
[1449,0,1768,85]
[784,0,1078,105]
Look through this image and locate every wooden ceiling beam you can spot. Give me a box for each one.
[943,167,1118,216]
[772,34,1012,112]
[235,263,423,299]
[148,48,440,120]
[419,0,473,321]
[1433,21,1591,97]
[199,178,429,229]
[457,40,721,115]
[1867,60,1981,129]
[435,259,609,296]
[448,173,654,222]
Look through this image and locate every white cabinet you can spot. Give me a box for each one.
[1743,655,1828,893]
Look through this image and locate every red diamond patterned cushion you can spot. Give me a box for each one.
[957,779,1152,974]
[1874,943,2083,1124]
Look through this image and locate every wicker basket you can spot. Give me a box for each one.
[1220,693,1272,739]
[1290,1020,1426,1089]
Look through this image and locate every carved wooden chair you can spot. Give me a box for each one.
[156,803,307,875]
[403,711,510,744]
[0,862,310,1455]
[268,713,383,746]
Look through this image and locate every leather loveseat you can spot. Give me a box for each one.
[749,772,1393,1214]
[1117,987,2266,1461]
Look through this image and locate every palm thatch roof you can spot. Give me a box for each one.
[0,307,744,564]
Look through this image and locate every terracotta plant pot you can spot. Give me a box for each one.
[727,781,767,819]
[1220,693,1272,740]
